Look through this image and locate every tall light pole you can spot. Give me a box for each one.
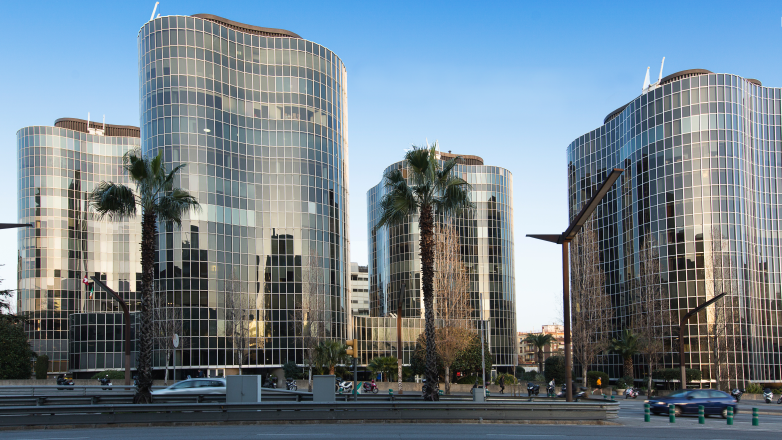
[91,277,132,386]
[678,292,726,389]
[528,168,623,402]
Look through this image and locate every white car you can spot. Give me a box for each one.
[152,378,226,395]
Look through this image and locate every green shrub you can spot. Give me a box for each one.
[587,371,609,388]
[0,318,35,380]
[616,375,634,389]
[34,355,49,379]
[91,370,126,380]
[514,365,525,379]
[457,374,480,385]
[282,361,304,379]
[521,371,538,381]
[494,373,518,385]
[651,368,701,385]
[544,356,566,383]
[772,388,782,395]
[746,383,763,394]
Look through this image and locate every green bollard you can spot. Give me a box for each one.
[698,405,705,424]
[752,407,758,426]
[727,406,734,425]
[644,403,650,422]
[438,389,443,396]
[389,388,393,396]
[669,404,676,423]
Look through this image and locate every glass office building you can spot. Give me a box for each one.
[17,118,142,374]
[366,152,517,368]
[138,14,349,371]
[568,69,782,384]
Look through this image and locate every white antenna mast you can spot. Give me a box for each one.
[150,2,159,21]
[642,67,650,92]
[657,57,666,84]
[87,112,90,129]
[102,115,106,132]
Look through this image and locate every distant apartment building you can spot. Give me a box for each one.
[350,262,369,316]
[517,325,564,372]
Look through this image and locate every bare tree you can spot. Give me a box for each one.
[296,249,330,391]
[632,233,670,395]
[224,273,250,375]
[433,224,473,394]
[705,227,740,391]
[152,291,184,385]
[570,219,612,387]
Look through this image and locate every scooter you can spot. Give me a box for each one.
[337,379,353,394]
[262,377,277,389]
[763,387,773,403]
[730,388,744,402]
[286,378,297,391]
[546,383,555,397]
[625,387,639,399]
[777,394,782,404]
[363,379,379,394]
[99,376,113,390]
[526,382,540,397]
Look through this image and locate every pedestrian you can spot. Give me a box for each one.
[593,376,602,394]
[498,375,505,394]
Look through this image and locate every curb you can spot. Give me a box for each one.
[0,419,621,431]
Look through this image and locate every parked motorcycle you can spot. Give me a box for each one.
[286,378,297,391]
[777,394,782,404]
[557,384,587,401]
[262,377,278,389]
[363,379,379,394]
[546,383,555,397]
[56,374,74,390]
[625,387,639,399]
[99,375,113,390]
[526,382,540,397]
[730,388,744,402]
[763,388,773,404]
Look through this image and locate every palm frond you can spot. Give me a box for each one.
[156,188,201,226]
[404,145,431,187]
[89,182,137,221]
[375,171,417,230]
[124,149,148,182]
[436,177,473,217]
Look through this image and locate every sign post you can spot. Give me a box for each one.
[173,334,180,382]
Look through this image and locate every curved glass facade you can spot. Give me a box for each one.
[17,121,142,374]
[567,71,782,384]
[138,15,349,370]
[367,153,516,367]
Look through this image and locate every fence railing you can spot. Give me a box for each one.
[0,400,619,427]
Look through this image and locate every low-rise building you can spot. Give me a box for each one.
[517,325,564,372]
[350,263,369,317]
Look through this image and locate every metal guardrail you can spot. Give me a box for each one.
[0,385,163,396]
[0,400,619,427]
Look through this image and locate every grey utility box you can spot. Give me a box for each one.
[472,386,486,402]
[227,375,263,403]
[313,375,336,402]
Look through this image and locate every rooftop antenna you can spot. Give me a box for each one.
[657,57,666,84]
[642,67,651,92]
[150,2,159,21]
[102,115,106,132]
[87,112,91,129]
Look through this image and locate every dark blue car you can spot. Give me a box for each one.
[647,389,738,418]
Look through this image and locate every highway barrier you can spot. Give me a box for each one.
[0,400,619,427]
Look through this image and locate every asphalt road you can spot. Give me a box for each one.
[2,399,782,439]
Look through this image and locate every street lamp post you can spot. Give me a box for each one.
[397,281,406,395]
[91,277,132,386]
[528,168,623,402]
[678,292,726,389]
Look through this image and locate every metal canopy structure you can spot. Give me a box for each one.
[527,168,623,402]
[91,277,132,386]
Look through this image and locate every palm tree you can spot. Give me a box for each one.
[368,356,399,382]
[375,143,473,401]
[523,333,555,374]
[610,329,640,380]
[90,150,199,403]
[314,340,349,375]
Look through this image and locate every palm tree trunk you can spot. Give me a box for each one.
[134,212,156,404]
[537,348,543,374]
[445,366,451,395]
[624,357,633,381]
[420,206,439,401]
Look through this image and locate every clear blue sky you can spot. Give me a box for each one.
[1,0,781,329]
